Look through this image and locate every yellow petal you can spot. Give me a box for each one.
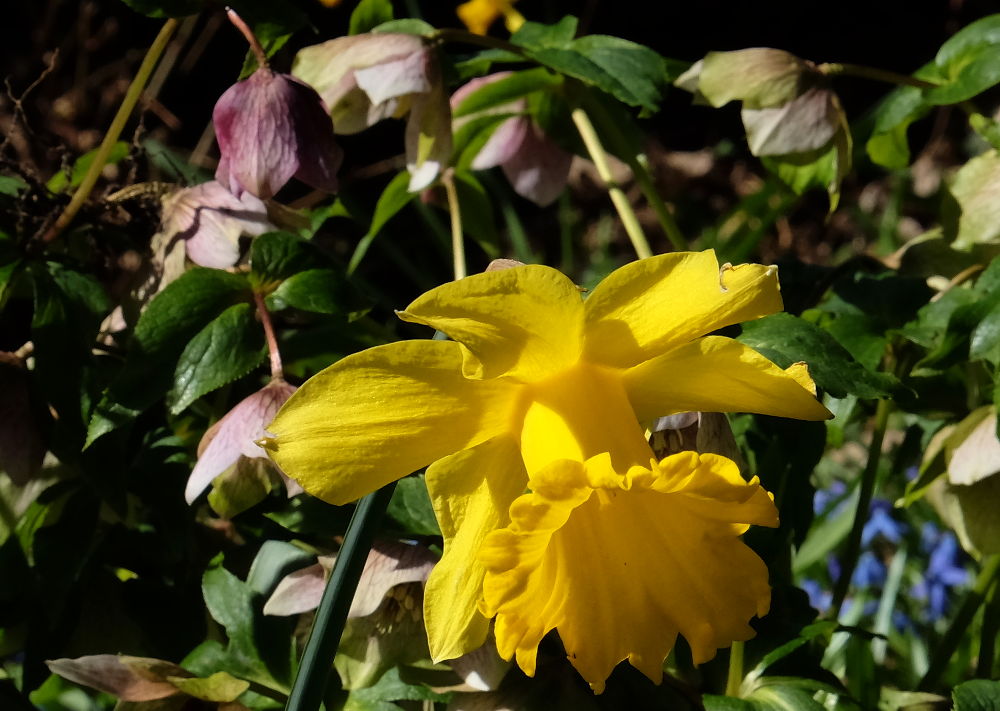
[423,435,527,662]
[457,0,504,35]
[398,265,585,382]
[480,453,776,693]
[623,336,832,423]
[583,250,783,368]
[263,340,519,505]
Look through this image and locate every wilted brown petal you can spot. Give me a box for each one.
[46,656,187,702]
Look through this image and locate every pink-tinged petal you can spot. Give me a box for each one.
[471,116,527,170]
[186,380,297,504]
[293,33,428,129]
[406,79,452,192]
[263,558,330,616]
[500,122,572,207]
[354,49,432,106]
[213,69,342,198]
[450,71,515,112]
[160,181,272,269]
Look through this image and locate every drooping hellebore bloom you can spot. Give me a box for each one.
[292,34,451,191]
[186,379,299,504]
[213,68,343,199]
[451,73,573,207]
[261,250,831,692]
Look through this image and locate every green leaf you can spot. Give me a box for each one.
[167,303,265,414]
[949,150,1000,248]
[46,142,129,193]
[119,0,202,18]
[452,67,563,118]
[0,257,23,314]
[864,86,928,169]
[970,112,1000,151]
[926,47,1000,104]
[970,299,1000,364]
[348,172,418,274]
[953,679,1000,710]
[762,119,851,211]
[267,268,353,316]
[349,0,394,35]
[702,696,754,711]
[386,476,440,537]
[371,19,435,36]
[108,268,250,411]
[0,175,27,196]
[167,672,249,702]
[250,231,326,289]
[738,313,898,399]
[453,112,518,171]
[511,17,667,112]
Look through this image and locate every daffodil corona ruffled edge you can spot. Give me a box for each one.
[262,249,832,692]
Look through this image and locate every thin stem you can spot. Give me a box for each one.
[254,291,283,380]
[817,62,939,90]
[829,398,892,617]
[570,107,653,259]
[725,640,744,697]
[919,554,1000,691]
[284,485,396,711]
[225,7,268,70]
[977,572,1000,677]
[442,169,467,280]
[42,18,179,243]
[580,92,686,251]
[431,27,526,54]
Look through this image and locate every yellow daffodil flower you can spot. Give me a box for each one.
[261,250,831,692]
[457,0,525,36]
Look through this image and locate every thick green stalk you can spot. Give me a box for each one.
[43,18,179,243]
[919,554,1000,691]
[725,640,744,697]
[284,485,396,711]
[570,107,653,260]
[829,398,892,617]
[817,62,939,89]
[581,93,686,251]
[442,169,467,280]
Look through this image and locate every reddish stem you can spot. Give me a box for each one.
[254,291,283,380]
[225,7,269,70]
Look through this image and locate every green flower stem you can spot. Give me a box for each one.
[225,7,269,70]
[42,18,179,244]
[817,62,939,90]
[829,398,892,618]
[919,554,1000,691]
[580,93,686,252]
[725,640,744,697]
[285,484,396,711]
[442,169,467,280]
[570,107,653,260]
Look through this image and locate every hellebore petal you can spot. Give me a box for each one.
[46,656,187,702]
[398,264,585,381]
[214,68,343,199]
[742,86,840,156]
[293,33,430,134]
[479,452,776,692]
[262,340,520,506]
[500,121,573,207]
[682,48,811,110]
[423,436,527,661]
[623,336,832,423]
[406,78,452,191]
[583,250,783,368]
[185,380,297,504]
[160,180,271,268]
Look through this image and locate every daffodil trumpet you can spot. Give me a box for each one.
[261,249,831,692]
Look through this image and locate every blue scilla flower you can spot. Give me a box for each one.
[912,523,969,621]
[861,498,907,546]
[853,551,888,587]
[802,579,832,613]
[813,479,847,515]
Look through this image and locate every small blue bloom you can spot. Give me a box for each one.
[861,499,906,546]
[802,579,832,613]
[813,479,847,515]
[853,551,888,588]
[912,524,969,621]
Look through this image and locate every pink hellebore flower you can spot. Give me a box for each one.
[293,33,451,192]
[213,68,344,200]
[185,379,299,504]
[451,72,572,207]
[160,180,272,269]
